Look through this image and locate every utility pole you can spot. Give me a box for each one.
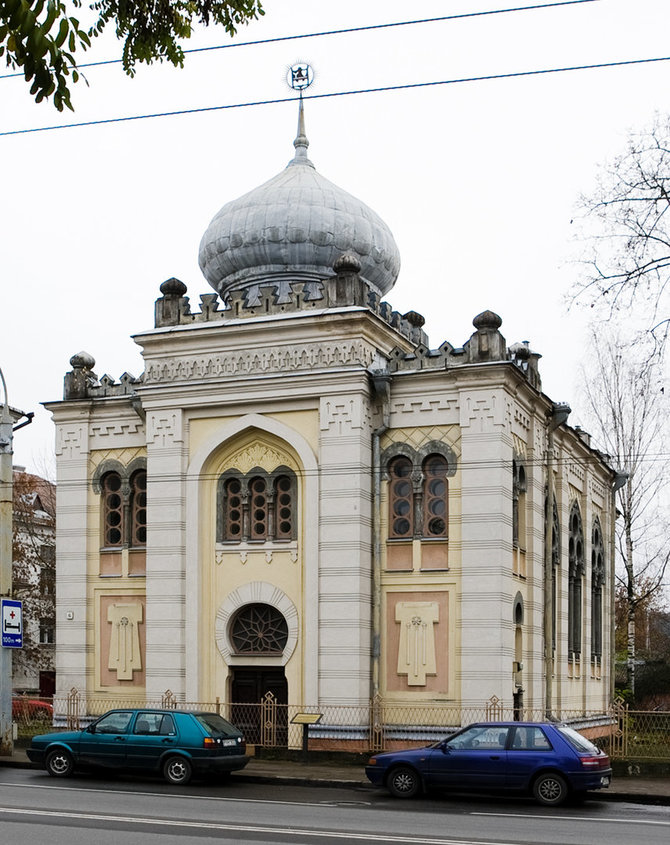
[0,366,14,755]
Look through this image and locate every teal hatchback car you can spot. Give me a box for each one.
[27,708,248,785]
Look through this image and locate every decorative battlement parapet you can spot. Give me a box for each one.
[153,255,429,348]
[63,352,141,400]
[388,312,543,391]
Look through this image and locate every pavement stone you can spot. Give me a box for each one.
[1,747,669,805]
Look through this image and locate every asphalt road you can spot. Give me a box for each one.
[1,768,669,845]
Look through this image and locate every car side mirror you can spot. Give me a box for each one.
[441,743,450,754]
[87,724,96,734]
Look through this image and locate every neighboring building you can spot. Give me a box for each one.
[45,103,617,733]
[12,468,56,696]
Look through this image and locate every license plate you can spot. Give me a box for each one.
[221,738,237,747]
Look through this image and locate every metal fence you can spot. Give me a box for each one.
[601,698,670,760]
[13,690,670,759]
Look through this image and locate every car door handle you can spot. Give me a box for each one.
[114,737,126,742]
[489,755,501,760]
[162,738,174,744]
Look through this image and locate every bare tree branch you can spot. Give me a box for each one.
[579,326,669,697]
[571,113,670,349]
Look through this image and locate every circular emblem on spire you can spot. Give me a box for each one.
[287,63,314,91]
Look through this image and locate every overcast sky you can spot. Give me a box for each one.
[2,0,669,474]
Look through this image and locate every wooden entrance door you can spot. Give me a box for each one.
[231,667,288,746]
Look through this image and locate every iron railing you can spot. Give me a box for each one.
[13,691,669,759]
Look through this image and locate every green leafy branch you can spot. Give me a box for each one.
[1,0,264,111]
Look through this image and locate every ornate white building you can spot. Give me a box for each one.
[46,102,617,736]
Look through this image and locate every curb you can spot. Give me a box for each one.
[2,756,669,805]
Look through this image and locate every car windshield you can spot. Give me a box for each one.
[194,713,239,737]
[446,725,509,750]
[557,725,600,754]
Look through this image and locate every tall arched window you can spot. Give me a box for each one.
[274,475,294,540]
[223,476,243,540]
[591,518,605,660]
[249,476,268,540]
[568,502,584,656]
[551,497,560,650]
[130,470,147,547]
[388,456,414,539]
[512,460,527,550]
[422,454,448,538]
[102,472,124,547]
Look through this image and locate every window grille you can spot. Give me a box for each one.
[274,475,293,540]
[388,456,413,538]
[423,455,448,538]
[230,603,289,654]
[102,472,124,546]
[130,470,147,547]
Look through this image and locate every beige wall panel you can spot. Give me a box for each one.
[97,593,146,690]
[384,590,450,695]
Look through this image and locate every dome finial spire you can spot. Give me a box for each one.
[287,63,315,168]
[292,94,310,161]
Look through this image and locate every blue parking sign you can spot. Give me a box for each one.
[1,598,23,647]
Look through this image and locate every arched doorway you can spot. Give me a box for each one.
[228,603,290,745]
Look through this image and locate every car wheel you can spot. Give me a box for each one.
[163,755,192,786]
[386,766,421,799]
[533,772,568,806]
[45,748,74,778]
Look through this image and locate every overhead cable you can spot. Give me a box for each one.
[0,1,599,78]
[1,53,667,138]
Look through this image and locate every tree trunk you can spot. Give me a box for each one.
[625,498,636,696]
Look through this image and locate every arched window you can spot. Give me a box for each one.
[551,497,560,650]
[591,518,605,659]
[130,470,147,547]
[422,454,448,538]
[512,460,527,550]
[388,456,414,539]
[568,502,584,656]
[230,603,289,654]
[93,458,147,552]
[102,472,124,547]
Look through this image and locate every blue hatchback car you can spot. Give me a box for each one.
[365,721,612,806]
[27,708,248,785]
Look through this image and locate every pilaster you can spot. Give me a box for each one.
[144,408,188,699]
[318,387,373,705]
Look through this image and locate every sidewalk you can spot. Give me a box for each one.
[2,746,669,805]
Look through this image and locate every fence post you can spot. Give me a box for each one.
[485,695,503,721]
[370,693,385,752]
[610,697,627,758]
[261,691,277,747]
[161,689,177,710]
[66,687,80,730]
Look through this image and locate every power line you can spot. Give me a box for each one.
[2,53,667,138]
[0,1,599,79]
[40,451,670,490]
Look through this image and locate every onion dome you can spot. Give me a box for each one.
[198,100,400,297]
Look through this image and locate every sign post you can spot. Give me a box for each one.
[291,712,322,763]
[0,368,14,755]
